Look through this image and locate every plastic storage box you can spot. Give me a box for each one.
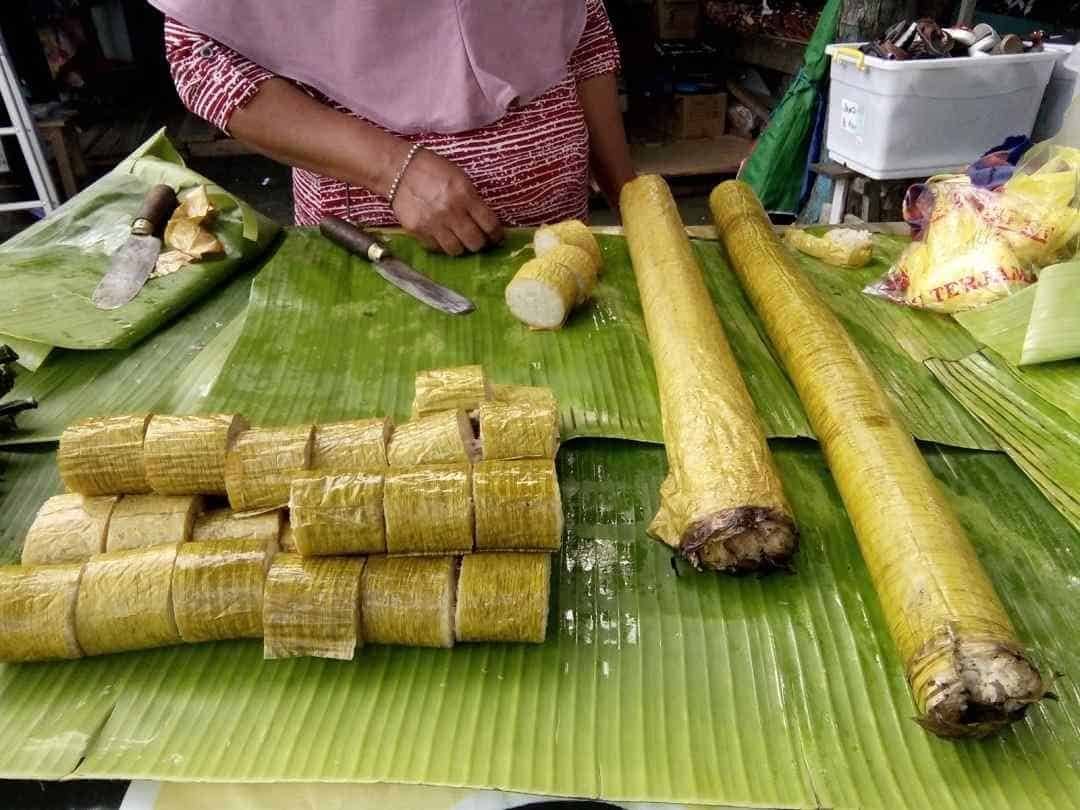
[824,45,1060,179]
[1033,44,1079,141]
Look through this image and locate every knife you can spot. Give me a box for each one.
[92,184,179,310]
[318,217,475,315]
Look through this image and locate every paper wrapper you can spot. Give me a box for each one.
[711,179,1045,736]
[21,493,118,565]
[361,556,456,648]
[225,425,314,513]
[58,414,152,495]
[105,494,202,552]
[412,365,491,417]
[0,564,84,662]
[620,175,797,573]
[311,417,392,473]
[289,473,385,556]
[144,414,249,495]
[387,410,476,467]
[534,219,603,273]
[455,553,550,644]
[478,399,559,460]
[75,544,181,656]
[172,539,273,642]
[473,459,562,551]
[191,508,283,545]
[384,464,474,555]
[263,553,364,660]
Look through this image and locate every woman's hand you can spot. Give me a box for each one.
[391,148,504,255]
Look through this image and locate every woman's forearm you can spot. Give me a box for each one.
[577,72,636,210]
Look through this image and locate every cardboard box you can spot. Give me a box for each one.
[669,92,727,140]
[655,0,700,41]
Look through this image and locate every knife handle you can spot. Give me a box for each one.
[319,216,388,262]
[132,185,179,237]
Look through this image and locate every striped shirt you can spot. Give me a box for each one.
[164,1,620,227]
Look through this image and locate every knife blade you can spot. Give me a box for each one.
[92,184,179,310]
[319,217,475,315]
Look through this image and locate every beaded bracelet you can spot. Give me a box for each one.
[387,143,423,207]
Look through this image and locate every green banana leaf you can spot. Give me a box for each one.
[0,130,278,351]
[1,337,53,373]
[1,441,1077,809]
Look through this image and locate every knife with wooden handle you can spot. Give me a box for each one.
[319,217,475,316]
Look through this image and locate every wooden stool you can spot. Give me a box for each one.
[36,111,86,200]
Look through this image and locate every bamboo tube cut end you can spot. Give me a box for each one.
[680,507,798,574]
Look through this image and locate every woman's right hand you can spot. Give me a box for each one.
[390,147,504,256]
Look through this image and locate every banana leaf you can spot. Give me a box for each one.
[0,130,278,352]
[0,440,1077,809]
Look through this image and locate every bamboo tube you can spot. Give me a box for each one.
[455,553,550,643]
[472,459,562,551]
[21,493,118,565]
[387,410,477,467]
[534,219,603,271]
[412,365,490,416]
[710,179,1045,737]
[311,417,392,472]
[0,564,84,662]
[384,464,474,555]
[105,494,202,552]
[190,508,283,545]
[75,544,181,655]
[289,473,385,556]
[505,257,579,330]
[224,425,314,513]
[58,414,152,495]
[620,174,797,573]
[143,414,248,496]
[262,553,364,660]
[171,539,273,642]
[360,556,456,648]
[478,399,559,460]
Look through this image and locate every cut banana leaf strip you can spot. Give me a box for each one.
[2,336,52,373]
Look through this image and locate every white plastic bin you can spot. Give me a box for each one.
[1033,44,1079,141]
[824,44,1060,179]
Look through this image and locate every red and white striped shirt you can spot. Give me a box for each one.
[164,1,620,227]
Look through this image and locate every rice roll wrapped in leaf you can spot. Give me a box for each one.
[492,384,559,409]
[105,494,202,552]
[542,244,598,304]
[172,539,274,642]
[455,553,550,643]
[0,564,84,662]
[190,508,283,545]
[505,257,578,330]
[387,410,477,467]
[384,463,474,555]
[224,425,314,513]
[75,544,181,655]
[311,417,392,472]
[289,472,385,556]
[263,553,364,660]
[21,494,118,565]
[58,414,152,495]
[473,459,562,551]
[143,414,249,495]
[710,179,1045,737]
[534,219,603,272]
[620,175,797,573]
[361,555,456,648]
[412,365,490,417]
[279,522,297,552]
[478,399,559,460]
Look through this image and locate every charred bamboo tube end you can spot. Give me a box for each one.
[681,507,798,573]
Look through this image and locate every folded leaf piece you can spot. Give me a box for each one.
[0,563,84,662]
[478,398,559,460]
[105,494,202,552]
[289,473,385,556]
[360,555,456,648]
[224,425,314,513]
[386,410,476,467]
[311,417,392,472]
[455,552,550,643]
[190,508,283,545]
[412,365,490,416]
[172,538,273,642]
[58,414,152,495]
[473,459,562,551]
[621,174,797,573]
[383,464,474,555]
[711,179,1045,737]
[21,493,118,565]
[143,414,248,495]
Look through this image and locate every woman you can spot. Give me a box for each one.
[155,1,635,255]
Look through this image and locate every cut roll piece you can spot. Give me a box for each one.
[384,463,474,555]
[361,555,457,648]
[75,544,181,656]
[711,179,1045,737]
[412,365,491,417]
[505,257,578,330]
[493,384,559,409]
[190,508,283,545]
[143,414,248,495]
[263,553,364,660]
[455,553,550,643]
[279,522,297,552]
[0,564,84,662]
[620,174,797,573]
[224,425,314,513]
[21,493,118,565]
[311,417,392,472]
[172,539,273,642]
[289,472,385,556]
[387,409,477,467]
[534,219,603,271]
[105,494,202,552]
[478,398,559,460]
[543,244,598,304]
[58,414,152,495]
[473,459,562,551]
